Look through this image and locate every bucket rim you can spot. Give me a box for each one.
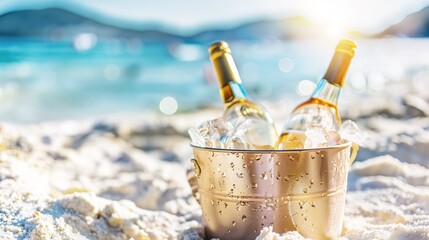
[190,141,352,153]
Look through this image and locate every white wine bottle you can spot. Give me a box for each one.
[209,41,278,149]
[276,39,357,149]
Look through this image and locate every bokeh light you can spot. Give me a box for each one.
[73,33,98,52]
[297,80,317,96]
[349,71,367,93]
[159,96,178,115]
[278,57,295,73]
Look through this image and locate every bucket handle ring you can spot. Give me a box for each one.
[349,143,359,164]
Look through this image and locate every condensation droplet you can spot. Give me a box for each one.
[230,162,235,168]
[261,215,267,220]
[210,183,215,190]
[310,179,314,185]
[251,183,258,188]
[305,171,309,175]
[311,202,316,208]
[242,163,247,168]
[211,200,215,206]
[242,215,247,221]
[284,176,290,181]
[260,173,268,180]
[289,156,294,161]
[235,153,240,158]
[303,188,308,193]
[320,180,324,185]
[236,173,244,178]
[232,221,236,226]
[311,153,316,159]
[222,172,226,178]
[276,161,280,165]
[224,203,228,208]
[255,155,262,161]
[321,153,325,158]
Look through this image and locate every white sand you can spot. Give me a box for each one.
[0,84,429,239]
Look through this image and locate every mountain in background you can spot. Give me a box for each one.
[0,8,364,42]
[378,6,429,37]
[0,7,428,42]
[0,8,180,41]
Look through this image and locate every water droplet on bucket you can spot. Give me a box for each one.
[230,162,234,168]
[255,155,262,161]
[284,176,290,181]
[260,173,267,180]
[311,202,316,208]
[303,188,308,193]
[242,163,247,168]
[236,173,244,178]
[232,221,236,226]
[224,203,228,208]
[222,172,226,178]
[211,200,215,206]
[276,161,280,165]
[235,153,240,158]
[251,183,258,188]
[311,153,316,159]
[289,156,294,161]
[242,215,247,221]
[210,183,215,190]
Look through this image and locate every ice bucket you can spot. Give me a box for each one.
[188,142,358,240]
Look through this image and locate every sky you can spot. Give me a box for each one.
[0,0,429,35]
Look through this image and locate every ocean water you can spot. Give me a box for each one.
[0,38,428,122]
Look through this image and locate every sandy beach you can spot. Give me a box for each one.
[0,78,428,240]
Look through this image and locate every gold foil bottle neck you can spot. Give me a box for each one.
[209,41,245,104]
[335,39,357,58]
[323,39,357,87]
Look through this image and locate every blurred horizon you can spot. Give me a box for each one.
[0,0,429,36]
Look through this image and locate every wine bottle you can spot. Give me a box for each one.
[276,39,356,149]
[209,41,278,149]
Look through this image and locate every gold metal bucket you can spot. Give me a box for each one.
[188,142,359,240]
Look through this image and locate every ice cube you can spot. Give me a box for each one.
[276,130,305,150]
[188,118,233,148]
[224,136,248,150]
[326,129,341,146]
[304,125,328,148]
[227,119,277,150]
[339,120,366,146]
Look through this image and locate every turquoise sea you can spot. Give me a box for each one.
[0,38,428,122]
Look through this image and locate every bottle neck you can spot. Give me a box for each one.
[211,51,247,106]
[311,79,341,105]
[322,51,352,87]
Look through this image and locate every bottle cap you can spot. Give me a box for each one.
[209,41,231,59]
[335,39,357,57]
